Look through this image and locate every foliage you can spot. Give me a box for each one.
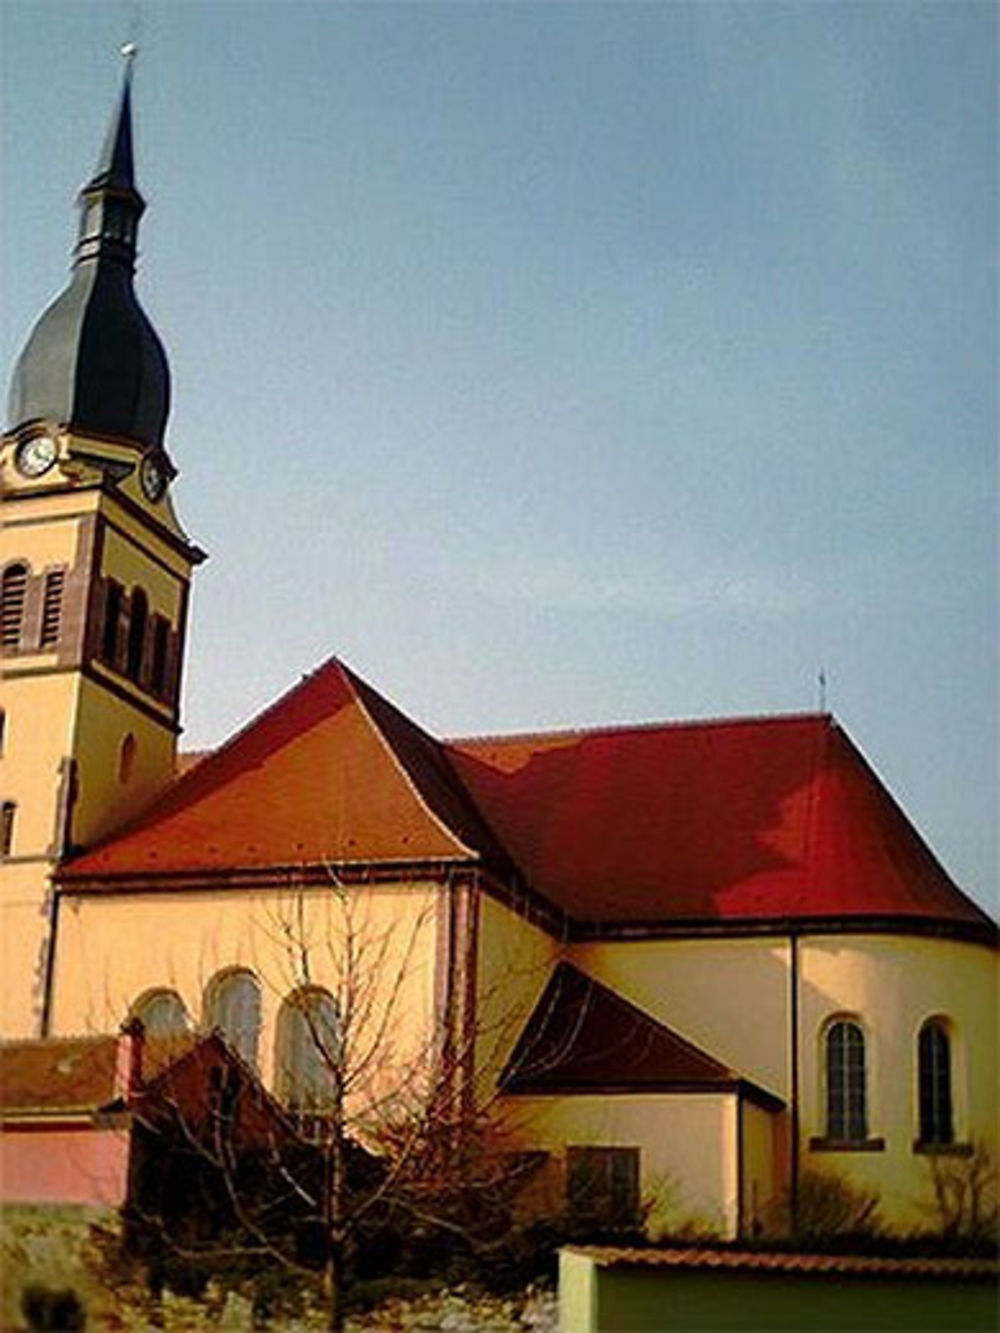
[781,1169,882,1245]
[924,1142,998,1247]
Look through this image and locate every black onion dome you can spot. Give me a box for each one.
[6,62,170,449]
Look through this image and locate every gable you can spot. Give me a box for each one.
[60,659,494,882]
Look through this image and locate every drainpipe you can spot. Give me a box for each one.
[789,929,800,1236]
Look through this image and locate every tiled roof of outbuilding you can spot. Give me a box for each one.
[0,1032,197,1115]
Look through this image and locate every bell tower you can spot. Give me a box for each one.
[0,55,204,1036]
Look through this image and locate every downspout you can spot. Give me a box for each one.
[789,928,800,1236]
[40,756,78,1036]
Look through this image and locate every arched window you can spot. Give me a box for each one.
[918,1020,954,1146]
[150,616,170,696]
[275,987,340,1113]
[1,564,28,652]
[102,581,123,665]
[825,1019,867,1142]
[204,969,261,1067]
[0,708,6,756]
[126,588,148,683]
[132,988,189,1033]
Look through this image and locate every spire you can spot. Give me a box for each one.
[89,46,138,194]
[6,50,170,448]
[75,46,146,269]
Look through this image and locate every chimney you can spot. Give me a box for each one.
[115,1016,145,1100]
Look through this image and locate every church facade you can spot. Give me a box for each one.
[1,70,996,1241]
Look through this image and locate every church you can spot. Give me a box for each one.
[1,66,996,1242]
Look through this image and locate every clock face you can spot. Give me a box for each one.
[14,432,57,479]
[140,453,167,502]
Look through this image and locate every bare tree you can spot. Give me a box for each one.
[124,874,559,1332]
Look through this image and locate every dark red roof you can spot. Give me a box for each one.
[501,964,781,1108]
[59,658,994,938]
[448,716,994,933]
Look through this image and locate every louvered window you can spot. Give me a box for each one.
[1,565,28,652]
[40,570,66,648]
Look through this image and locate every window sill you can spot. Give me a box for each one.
[809,1137,885,1153]
[912,1141,973,1158]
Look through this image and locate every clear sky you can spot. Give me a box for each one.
[2,2,996,913]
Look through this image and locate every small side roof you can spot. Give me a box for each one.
[0,1032,197,1115]
[501,963,783,1110]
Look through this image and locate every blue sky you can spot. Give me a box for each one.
[2,1,996,912]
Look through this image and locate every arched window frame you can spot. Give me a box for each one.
[203,968,262,1069]
[130,987,189,1034]
[126,587,148,684]
[274,986,341,1123]
[811,1014,884,1151]
[101,579,123,667]
[916,1017,957,1149]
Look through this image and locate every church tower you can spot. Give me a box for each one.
[0,58,203,1037]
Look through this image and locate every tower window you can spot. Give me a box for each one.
[150,616,170,696]
[1,802,15,856]
[1,564,28,652]
[102,581,123,666]
[825,1019,868,1142]
[0,708,5,756]
[40,570,66,649]
[126,588,148,683]
[918,1020,954,1147]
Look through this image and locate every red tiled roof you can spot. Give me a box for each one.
[501,964,782,1108]
[0,1032,198,1114]
[59,658,994,938]
[62,659,507,880]
[566,1245,998,1281]
[448,716,994,932]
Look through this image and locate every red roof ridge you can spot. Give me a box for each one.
[447,710,834,749]
[338,661,480,861]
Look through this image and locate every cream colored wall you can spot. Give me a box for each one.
[69,678,177,846]
[51,882,443,1112]
[742,1100,780,1236]
[500,1092,740,1238]
[0,865,54,1036]
[570,937,791,1097]
[798,933,998,1230]
[474,892,563,1091]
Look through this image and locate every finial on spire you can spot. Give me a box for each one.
[121,42,139,66]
